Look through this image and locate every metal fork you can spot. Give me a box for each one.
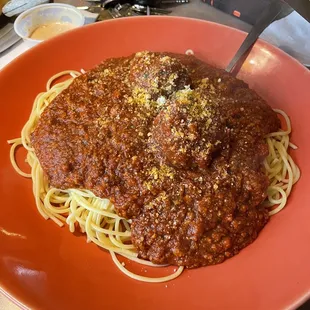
[226,0,283,73]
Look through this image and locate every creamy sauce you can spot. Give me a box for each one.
[29,22,75,40]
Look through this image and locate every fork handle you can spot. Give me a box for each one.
[225,0,283,73]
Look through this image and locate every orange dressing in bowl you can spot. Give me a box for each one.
[29,22,75,40]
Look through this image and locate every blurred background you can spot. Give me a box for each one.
[0,0,309,69]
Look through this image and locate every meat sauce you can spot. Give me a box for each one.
[31,52,280,268]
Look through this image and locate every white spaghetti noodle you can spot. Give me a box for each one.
[264,109,300,215]
[8,71,183,283]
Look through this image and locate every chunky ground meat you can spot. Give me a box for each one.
[31,51,280,268]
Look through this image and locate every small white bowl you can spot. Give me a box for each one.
[14,3,85,47]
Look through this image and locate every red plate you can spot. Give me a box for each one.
[0,17,309,310]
